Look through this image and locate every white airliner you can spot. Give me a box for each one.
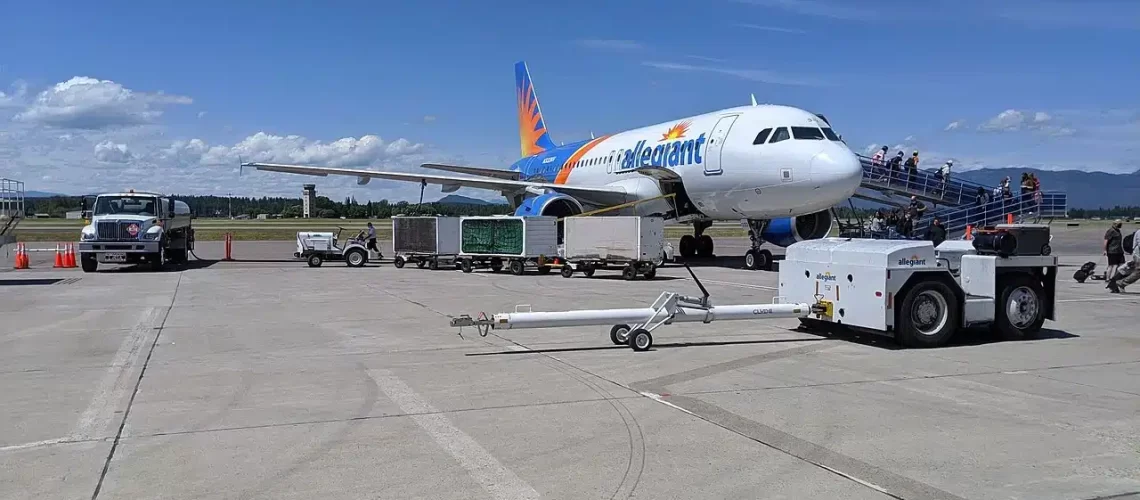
[246,61,863,269]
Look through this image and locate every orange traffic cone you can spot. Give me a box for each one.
[53,244,65,268]
[13,243,27,269]
[20,243,29,269]
[65,243,76,268]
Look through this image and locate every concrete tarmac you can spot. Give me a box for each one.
[2,224,1139,500]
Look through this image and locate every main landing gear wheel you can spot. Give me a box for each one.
[744,249,773,271]
[628,328,653,351]
[697,235,714,257]
[896,281,957,348]
[993,275,1046,341]
[679,235,696,258]
[609,324,631,345]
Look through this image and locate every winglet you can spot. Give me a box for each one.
[750,94,758,106]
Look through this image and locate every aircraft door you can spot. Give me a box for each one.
[704,114,739,175]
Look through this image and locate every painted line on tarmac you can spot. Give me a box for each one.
[700,279,779,291]
[71,307,165,441]
[0,437,78,452]
[1057,296,1138,303]
[368,369,540,500]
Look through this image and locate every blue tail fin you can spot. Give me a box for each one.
[515,61,557,157]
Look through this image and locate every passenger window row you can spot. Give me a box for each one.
[753,126,840,145]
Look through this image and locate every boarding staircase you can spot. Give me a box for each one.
[851,155,1069,239]
[1,178,26,242]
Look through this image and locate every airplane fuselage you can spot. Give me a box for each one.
[508,104,863,221]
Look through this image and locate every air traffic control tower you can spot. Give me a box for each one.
[302,184,317,218]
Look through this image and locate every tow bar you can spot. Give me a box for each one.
[451,263,829,351]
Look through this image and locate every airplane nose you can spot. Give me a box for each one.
[810,149,863,196]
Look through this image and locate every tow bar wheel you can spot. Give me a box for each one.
[609,324,631,345]
[628,328,653,351]
[896,281,957,348]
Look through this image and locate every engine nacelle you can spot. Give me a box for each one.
[760,210,834,247]
[513,192,583,218]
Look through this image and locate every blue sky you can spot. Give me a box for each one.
[1,0,1137,201]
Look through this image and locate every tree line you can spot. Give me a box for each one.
[22,195,512,219]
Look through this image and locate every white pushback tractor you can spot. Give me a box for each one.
[452,224,1057,350]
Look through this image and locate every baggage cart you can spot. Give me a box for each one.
[559,216,665,280]
[457,216,559,275]
[391,216,462,270]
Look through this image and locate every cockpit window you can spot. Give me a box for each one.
[791,126,825,140]
[820,127,840,141]
[769,127,790,144]
[753,128,772,145]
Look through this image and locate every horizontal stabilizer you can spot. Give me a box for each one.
[419,163,520,180]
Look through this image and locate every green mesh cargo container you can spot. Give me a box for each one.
[459,216,559,257]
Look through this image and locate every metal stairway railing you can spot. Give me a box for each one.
[1,178,25,237]
[858,155,1005,207]
[866,191,1068,240]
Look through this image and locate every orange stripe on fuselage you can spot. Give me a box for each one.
[554,135,610,184]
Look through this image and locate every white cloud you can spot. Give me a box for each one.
[684,55,727,63]
[575,39,644,51]
[734,23,808,34]
[642,61,830,87]
[731,0,878,21]
[186,132,425,168]
[0,80,28,108]
[944,120,964,131]
[197,111,207,119]
[13,76,192,129]
[423,115,437,123]
[978,108,1077,136]
[93,140,132,163]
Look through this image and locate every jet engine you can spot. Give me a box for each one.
[760,210,834,247]
[512,192,583,218]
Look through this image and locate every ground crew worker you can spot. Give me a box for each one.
[1107,227,1140,293]
[926,218,946,247]
[365,222,381,259]
[1104,220,1125,282]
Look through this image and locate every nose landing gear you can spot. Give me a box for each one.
[744,219,774,271]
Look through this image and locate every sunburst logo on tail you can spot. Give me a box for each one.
[659,120,691,142]
[517,83,547,157]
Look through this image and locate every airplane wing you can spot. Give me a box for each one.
[419,163,520,180]
[244,162,632,207]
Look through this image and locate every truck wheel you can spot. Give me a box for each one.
[582,265,596,278]
[896,281,958,348]
[394,256,406,268]
[461,259,473,273]
[537,265,551,275]
[416,260,427,269]
[151,247,165,271]
[81,254,98,273]
[345,248,366,267]
[509,260,525,275]
[307,254,323,267]
[490,259,503,273]
[560,265,574,278]
[993,274,1046,341]
[622,265,637,281]
[429,258,439,270]
[643,265,657,280]
[609,324,631,345]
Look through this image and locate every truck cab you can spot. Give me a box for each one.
[78,190,194,272]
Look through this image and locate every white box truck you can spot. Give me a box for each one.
[560,216,665,280]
